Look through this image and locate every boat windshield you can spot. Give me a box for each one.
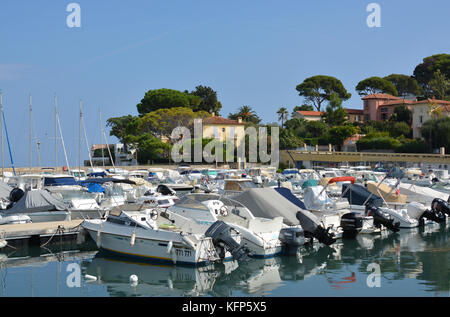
[44,177,78,186]
[174,195,209,210]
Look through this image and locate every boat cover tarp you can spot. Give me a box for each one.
[87,172,107,177]
[79,178,136,186]
[87,183,105,193]
[0,181,12,200]
[274,187,307,210]
[341,183,383,207]
[303,186,333,210]
[233,188,301,226]
[4,190,68,214]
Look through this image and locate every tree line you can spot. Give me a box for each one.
[106,54,450,164]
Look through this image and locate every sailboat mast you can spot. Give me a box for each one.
[54,95,58,170]
[99,109,105,167]
[0,91,3,180]
[79,99,82,173]
[29,94,33,172]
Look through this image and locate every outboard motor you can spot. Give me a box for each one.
[340,212,364,239]
[156,184,176,196]
[365,203,400,232]
[279,227,307,255]
[9,188,24,203]
[420,208,446,224]
[296,210,336,246]
[204,221,249,261]
[431,198,450,217]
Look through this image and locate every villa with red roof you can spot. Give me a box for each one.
[362,93,450,138]
[292,109,364,123]
[202,113,246,148]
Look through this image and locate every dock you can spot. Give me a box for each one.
[0,220,86,248]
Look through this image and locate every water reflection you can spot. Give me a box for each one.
[0,222,448,296]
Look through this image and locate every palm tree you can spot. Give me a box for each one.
[277,107,289,127]
[229,105,261,124]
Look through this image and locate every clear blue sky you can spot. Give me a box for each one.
[0,0,449,167]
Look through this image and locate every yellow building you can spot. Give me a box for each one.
[202,113,246,148]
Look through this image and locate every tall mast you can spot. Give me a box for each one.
[0,91,3,180]
[79,99,82,172]
[29,94,33,172]
[54,95,58,170]
[99,109,105,167]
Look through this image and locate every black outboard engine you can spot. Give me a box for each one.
[156,184,176,196]
[9,187,24,203]
[279,227,307,255]
[420,208,446,224]
[204,221,249,261]
[340,212,364,239]
[365,203,400,232]
[296,210,336,246]
[431,198,450,217]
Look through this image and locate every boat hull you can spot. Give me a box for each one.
[82,220,218,266]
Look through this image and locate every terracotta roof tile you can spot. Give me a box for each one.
[202,116,246,125]
[296,110,323,116]
[361,93,402,100]
[344,108,364,114]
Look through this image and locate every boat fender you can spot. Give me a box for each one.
[167,241,173,254]
[0,240,7,249]
[130,232,136,246]
[85,275,97,281]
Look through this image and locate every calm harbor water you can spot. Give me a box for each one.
[0,223,448,297]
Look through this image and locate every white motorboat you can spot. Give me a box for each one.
[167,193,285,258]
[82,203,247,266]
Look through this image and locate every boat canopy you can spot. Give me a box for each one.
[328,176,355,184]
[341,183,383,207]
[301,179,318,189]
[282,169,299,175]
[233,188,301,226]
[4,190,68,214]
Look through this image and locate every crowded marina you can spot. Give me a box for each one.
[0,163,448,270]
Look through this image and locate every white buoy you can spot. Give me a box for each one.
[85,274,97,281]
[130,232,136,246]
[130,274,138,286]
